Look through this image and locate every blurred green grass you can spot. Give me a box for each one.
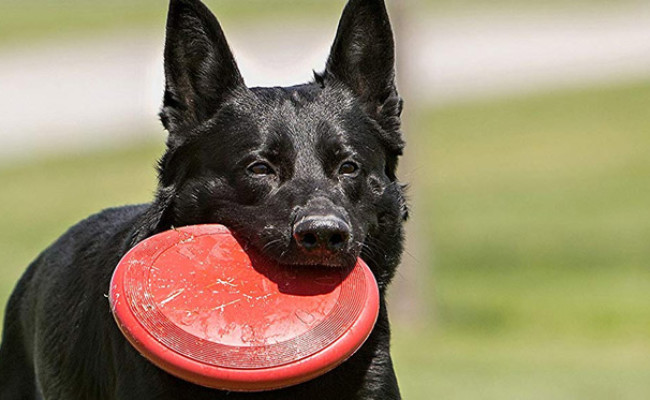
[395,81,650,399]
[1,81,650,398]
[0,144,164,305]
[1,0,643,45]
[0,0,343,44]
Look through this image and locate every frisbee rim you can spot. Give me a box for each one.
[109,224,379,392]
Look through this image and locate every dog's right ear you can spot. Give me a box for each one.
[161,0,245,146]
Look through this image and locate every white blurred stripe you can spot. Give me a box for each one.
[409,7,650,104]
[1,8,650,161]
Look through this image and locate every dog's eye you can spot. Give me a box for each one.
[248,162,275,176]
[339,161,359,176]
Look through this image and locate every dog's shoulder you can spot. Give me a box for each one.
[52,204,149,252]
[27,204,150,286]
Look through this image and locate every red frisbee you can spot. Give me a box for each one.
[109,224,379,392]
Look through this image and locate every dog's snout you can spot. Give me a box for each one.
[293,216,351,253]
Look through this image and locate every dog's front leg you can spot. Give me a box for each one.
[353,303,402,400]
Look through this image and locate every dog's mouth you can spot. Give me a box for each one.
[278,252,360,269]
[265,242,361,269]
[235,230,363,270]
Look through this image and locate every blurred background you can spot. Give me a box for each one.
[1,0,649,398]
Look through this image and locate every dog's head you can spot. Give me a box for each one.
[135,0,407,288]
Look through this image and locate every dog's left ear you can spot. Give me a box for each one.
[324,0,401,120]
[161,0,245,146]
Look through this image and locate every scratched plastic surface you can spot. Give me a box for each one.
[151,233,342,347]
[109,225,380,391]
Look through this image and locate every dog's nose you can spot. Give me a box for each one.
[293,215,351,253]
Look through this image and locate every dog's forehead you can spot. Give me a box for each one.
[212,84,382,164]
[244,85,360,141]
[252,85,352,121]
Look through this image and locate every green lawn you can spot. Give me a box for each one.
[1,0,643,45]
[0,143,164,305]
[395,81,650,399]
[1,81,649,398]
[0,0,343,44]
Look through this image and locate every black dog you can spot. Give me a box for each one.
[0,0,407,398]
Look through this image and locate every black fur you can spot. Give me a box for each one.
[0,0,407,398]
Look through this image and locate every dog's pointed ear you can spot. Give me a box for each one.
[325,0,399,114]
[161,0,245,142]
[324,0,404,179]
